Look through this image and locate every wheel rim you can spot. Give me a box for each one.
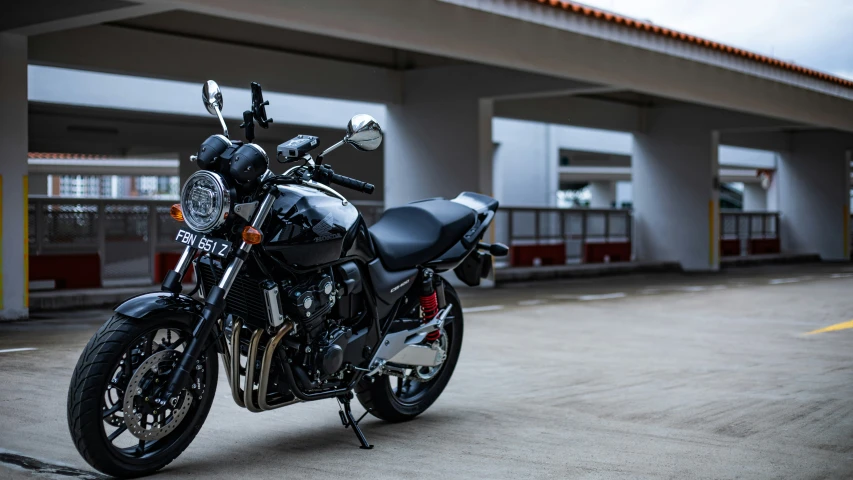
[388,308,457,406]
[100,325,209,461]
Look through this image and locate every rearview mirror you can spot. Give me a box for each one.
[202,80,224,114]
[345,114,382,151]
[202,80,229,137]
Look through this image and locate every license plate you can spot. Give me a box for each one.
[174,229,232,257]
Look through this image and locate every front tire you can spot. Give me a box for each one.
[356,281,464,422]
[67,314,218,478]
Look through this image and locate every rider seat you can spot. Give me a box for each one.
[369,199,476,271]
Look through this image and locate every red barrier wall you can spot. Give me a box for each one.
[510,244,566,267]
[30,254,101,289]
[584,242,631,263]
[720,239,740,257]
[749,238,781,255]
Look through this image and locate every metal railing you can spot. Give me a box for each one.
[28,196,182,281]
[719,210,780,256]
[28,196,388,283]
[493,207,633,265]
[29,197,634,284]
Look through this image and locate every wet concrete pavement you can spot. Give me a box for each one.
[2,263,853,479]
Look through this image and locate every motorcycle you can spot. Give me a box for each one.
[66,80,507,477]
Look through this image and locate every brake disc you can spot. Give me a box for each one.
[414,329,448,382]
[122,349,193,441]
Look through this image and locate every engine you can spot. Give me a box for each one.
[278,264,365,388]
[280,269,337,340]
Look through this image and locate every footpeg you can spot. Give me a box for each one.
[337,393,373,449]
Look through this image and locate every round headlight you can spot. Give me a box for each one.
[180,171,230,233]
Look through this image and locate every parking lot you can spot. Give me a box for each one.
[2,263,852,479]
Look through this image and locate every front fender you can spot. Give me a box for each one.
[115,292,203,326]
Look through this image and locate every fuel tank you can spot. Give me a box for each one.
[263,184,368,266]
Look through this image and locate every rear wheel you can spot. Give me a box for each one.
[67,314,218,478]
[356,281,464,422]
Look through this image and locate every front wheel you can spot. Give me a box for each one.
[67,313,218,478]
[356,281,464,422]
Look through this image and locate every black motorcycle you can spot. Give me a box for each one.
[67,80,506,477]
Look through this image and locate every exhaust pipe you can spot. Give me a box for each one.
[220,320,299,411]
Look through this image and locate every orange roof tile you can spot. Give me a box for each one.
[28,152,112,159]
[529,0,853,89]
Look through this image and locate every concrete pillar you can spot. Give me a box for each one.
[777,132,851,260]
[588,181,616,208]
[632,108,720,271]
[742,183,767,211]
[384,72,493,207]
[0,34,29,320]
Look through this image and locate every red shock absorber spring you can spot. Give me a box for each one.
[421,292,441,342]
[420,270,441,342]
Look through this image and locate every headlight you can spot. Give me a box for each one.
[180,171,230,233]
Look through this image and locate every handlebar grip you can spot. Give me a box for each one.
[329,173,375,194]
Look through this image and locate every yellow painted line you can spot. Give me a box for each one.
[806,320,853,335]
[23,175,28,308]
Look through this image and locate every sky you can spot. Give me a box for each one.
[577,0,853,80]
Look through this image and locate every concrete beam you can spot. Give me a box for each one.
[720,131,793,152]
[8,4,174,36]
[396,64,597,99]
[495,95,641,132]
[557,167,760,184]
[144,0,853,131]
[27,158,179,176]
[29,25,402,104]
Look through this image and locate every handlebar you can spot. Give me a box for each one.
[328,172,375,194]
[261,165,374,195]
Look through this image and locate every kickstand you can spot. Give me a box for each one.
[337,393,374,450]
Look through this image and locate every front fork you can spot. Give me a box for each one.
[155,187,277,407]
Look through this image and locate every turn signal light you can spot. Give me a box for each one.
[242,226,263,245]
[170,204,184,222]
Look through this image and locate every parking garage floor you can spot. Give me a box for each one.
[2,263,853,479]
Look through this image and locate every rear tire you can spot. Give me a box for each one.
[356,281,464,422]
[67,314,218,478]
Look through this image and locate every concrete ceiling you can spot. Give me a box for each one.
[1,0,136,31]
[12,0,853,135]
[112,10,465,71]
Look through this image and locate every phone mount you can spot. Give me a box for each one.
[240,82,274,142]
